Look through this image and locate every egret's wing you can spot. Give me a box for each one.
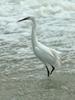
[34,45,54,64]
[34,42,61,67]
[50,48,62,67]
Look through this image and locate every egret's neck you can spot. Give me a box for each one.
[31,18,37,48]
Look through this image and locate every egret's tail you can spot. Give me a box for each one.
[60,51,71,64]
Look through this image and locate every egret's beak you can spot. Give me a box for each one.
[17,17,30,22]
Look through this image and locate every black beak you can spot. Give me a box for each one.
[17,17,30,22]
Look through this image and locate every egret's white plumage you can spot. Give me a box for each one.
[18,17,61,76]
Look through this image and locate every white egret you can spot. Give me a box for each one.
[18,17,61,77]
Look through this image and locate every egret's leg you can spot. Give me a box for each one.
[45,65,50,77]
[50,66,55,75]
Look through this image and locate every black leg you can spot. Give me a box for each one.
[50,66,55,75]
[45,65,50,77]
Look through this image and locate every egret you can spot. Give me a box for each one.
[18,16,61,77]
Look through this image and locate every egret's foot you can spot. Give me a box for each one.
[45,65,50,77]
[50,66,55,75]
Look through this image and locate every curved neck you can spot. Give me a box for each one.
[18,17,37,48]
[31,18,37,48]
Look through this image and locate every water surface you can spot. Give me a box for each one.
[0,0,75,100]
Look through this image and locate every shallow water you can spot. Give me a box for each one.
[0,0,75,100]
